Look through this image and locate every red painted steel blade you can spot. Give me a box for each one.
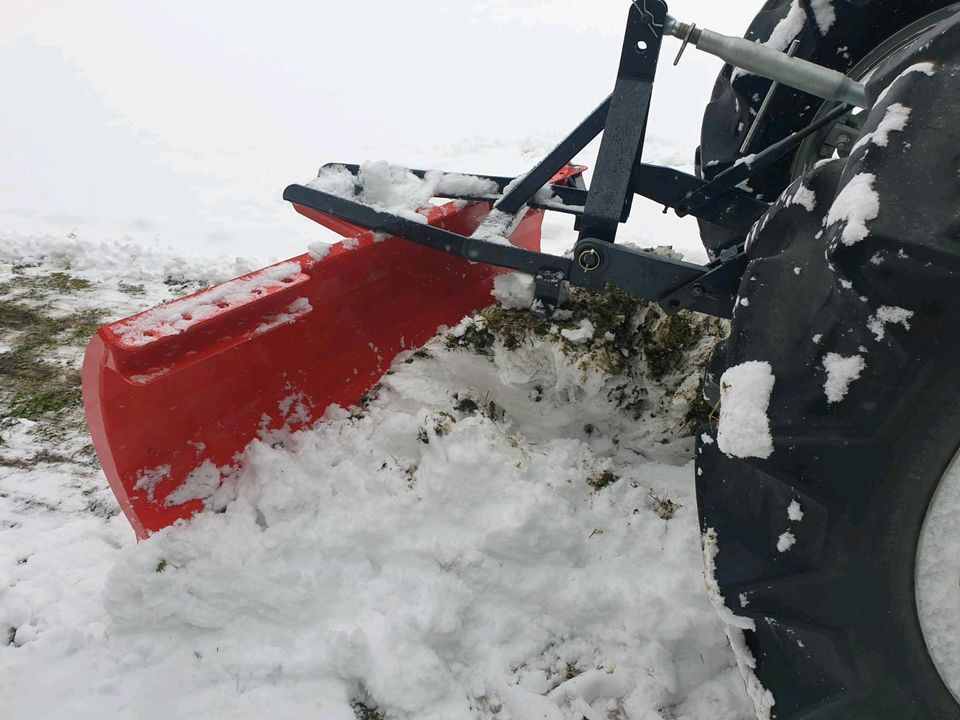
[83,200,544,538]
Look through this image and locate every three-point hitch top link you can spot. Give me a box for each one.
[284,1,871,320]
[662,13,869,108]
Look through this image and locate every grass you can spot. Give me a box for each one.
[117,281,146,296]
[0,299,104,421]
[446,285,705,382]
[351,700,387,720]
[587,469,620,491]
[0,272,110,472]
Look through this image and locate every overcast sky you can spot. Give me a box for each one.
[2,1,758,261]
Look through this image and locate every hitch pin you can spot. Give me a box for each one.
[662,14,869,109]
[672,22,697,66]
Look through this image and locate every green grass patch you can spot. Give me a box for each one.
[0,299,105,422]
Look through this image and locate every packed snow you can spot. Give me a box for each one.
[875,63,937,107]
[822,353,865,404]
[111,261,305,347]
[809,0,836,36]
[787,500,805,523]
[783,183,817,213]
[916,453,960,703]
[732,0,805,81]
[0,236,757,720]
[825,173,879,246]
[851,103,911,153]
[716,362,776,460]
[776,532,796,553]
[867,305,914,341]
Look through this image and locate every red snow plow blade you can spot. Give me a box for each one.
[83,191,557,538]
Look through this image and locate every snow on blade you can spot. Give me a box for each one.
[435,173,500,196]
[307,161,450,224]
[717,361,775,459]
[823,352,865,404]
[825,173,879,246]
[111,261,304,347]
[163,460,226,507]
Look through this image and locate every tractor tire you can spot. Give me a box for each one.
[696,13,960,720]
[697,0,960,256]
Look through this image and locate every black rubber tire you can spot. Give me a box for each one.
[698,0,957,256]
[696,14,960,720]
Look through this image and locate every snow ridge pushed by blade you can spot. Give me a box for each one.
[0,238,751,720]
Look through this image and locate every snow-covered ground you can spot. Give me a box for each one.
[0,222,756,719]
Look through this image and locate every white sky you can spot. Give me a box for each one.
[1,1,757,262]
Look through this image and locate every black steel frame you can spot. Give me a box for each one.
[283,0,847,319]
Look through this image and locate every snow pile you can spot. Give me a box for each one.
[822,352,865,404]
[825,173,879,246]
[716,361,776,460]
[0,247,751,720]
[491,273,535,310]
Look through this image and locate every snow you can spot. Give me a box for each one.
[822,353,865,404]
[732,0,805,81]
[163,460,228,508]
[308,162,439,225]
[825,173,879,246]
[868,305,914,341]
[491,273,535,310]
[784,184,817,212]
[875,63,937,107]
[809,0,836,36]
[0,242,753,720]
[560,319,595,345]
[916,450,960,703]
[788,500,805,523]
[111,261,305,347]
[851,103,911,153]
[702,529,776,720]
[717,361,776,460]
[777,532,796,553]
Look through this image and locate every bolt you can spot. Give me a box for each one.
[691,284,705,296]
[578,248,602,272]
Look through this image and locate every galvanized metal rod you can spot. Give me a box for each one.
[663,15,869,109]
